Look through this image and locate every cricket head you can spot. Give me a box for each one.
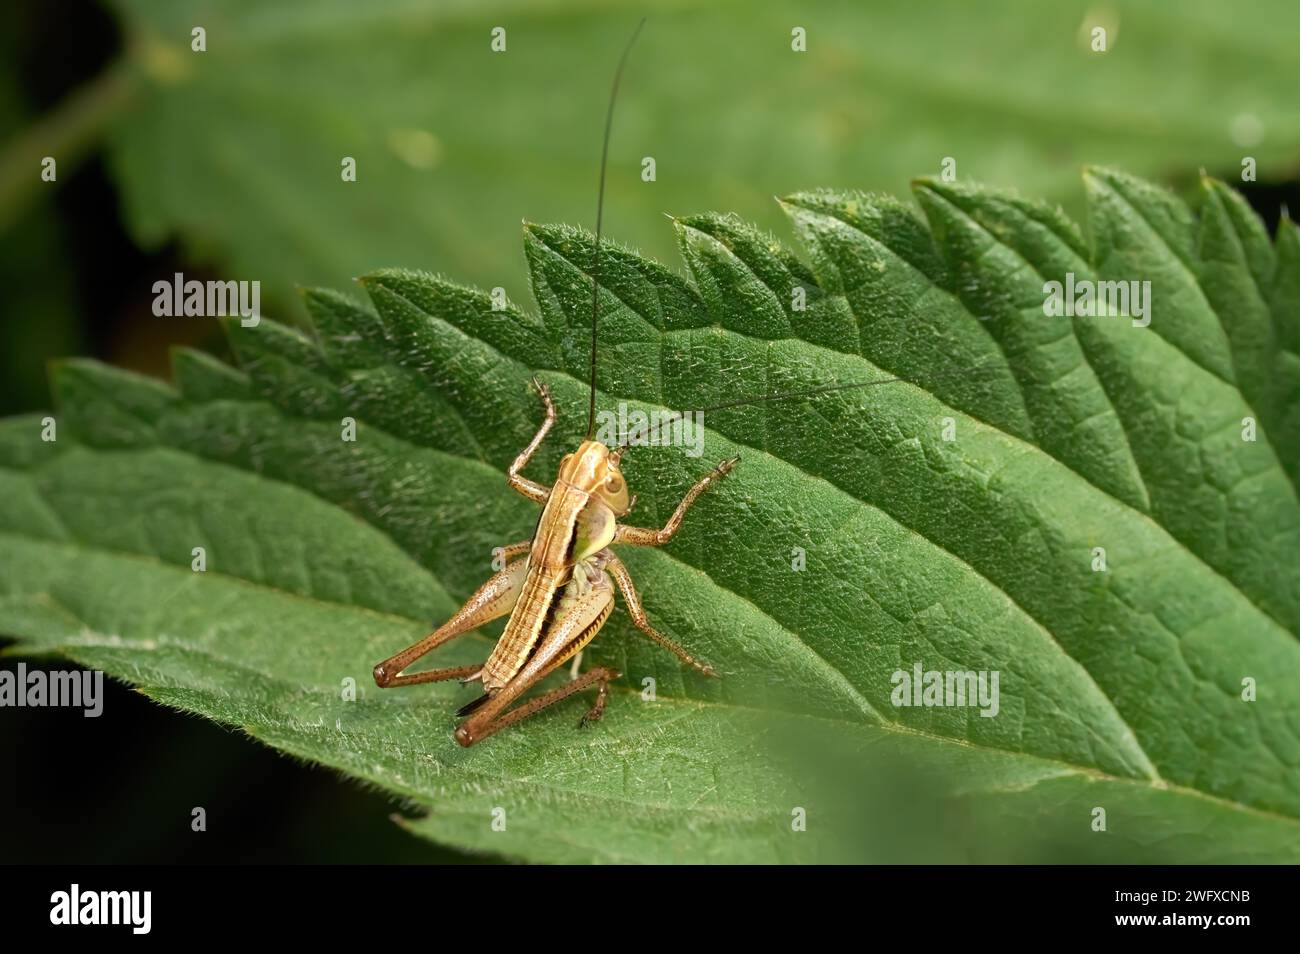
[560,440,631,515]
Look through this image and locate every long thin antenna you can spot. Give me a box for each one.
[619,360,1010,449]
[587,17,647,439]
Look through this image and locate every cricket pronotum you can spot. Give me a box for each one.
[373,19,998,745]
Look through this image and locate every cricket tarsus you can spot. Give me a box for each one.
[587,16,648,439]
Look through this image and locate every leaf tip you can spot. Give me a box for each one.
[1080,164,1124,191]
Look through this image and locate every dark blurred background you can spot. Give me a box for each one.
[2,0,1297,863]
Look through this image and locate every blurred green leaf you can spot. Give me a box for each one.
[100,0,1300,309]
[1,170,1299,862]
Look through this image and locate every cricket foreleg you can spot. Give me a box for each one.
[373,555,529,688]
[613,455,739,546]
[603,552,716,677]
[508,377,557,504]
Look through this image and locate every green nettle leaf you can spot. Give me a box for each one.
[2,169,1300,863]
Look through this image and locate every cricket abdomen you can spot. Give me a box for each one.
[481,442,621,692]
[480,562,567,691]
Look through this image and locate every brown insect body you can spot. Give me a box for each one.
[373,16,949,744]
[371,15,1013,744]
[370,16,964,743]
[373,382,731,746]
[371,18,750,745]
[479,440,627,691]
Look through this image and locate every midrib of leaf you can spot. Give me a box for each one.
[48,281,1299,818]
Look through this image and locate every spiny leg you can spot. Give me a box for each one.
[471,665,621,744]
[455,586,615,746]
[376,664,482,688]
[494,539,531,564]
[373,549,529,688]
[508,378,557,504]
[603,551,715,677]
[613,455,739,546]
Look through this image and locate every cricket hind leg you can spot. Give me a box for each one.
[454,585,617,746]
[373,546,529,688]
[508,378,557,504]
[457,662,617,720]
[456,665,621,745]
[509,665,619,729]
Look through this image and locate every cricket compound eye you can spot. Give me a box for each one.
[605,474,623,493]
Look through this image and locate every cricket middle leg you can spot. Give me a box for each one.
[373,545,529,688]
[454,586,617,746]
[613,455,739,546]
[602,551,715,677]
